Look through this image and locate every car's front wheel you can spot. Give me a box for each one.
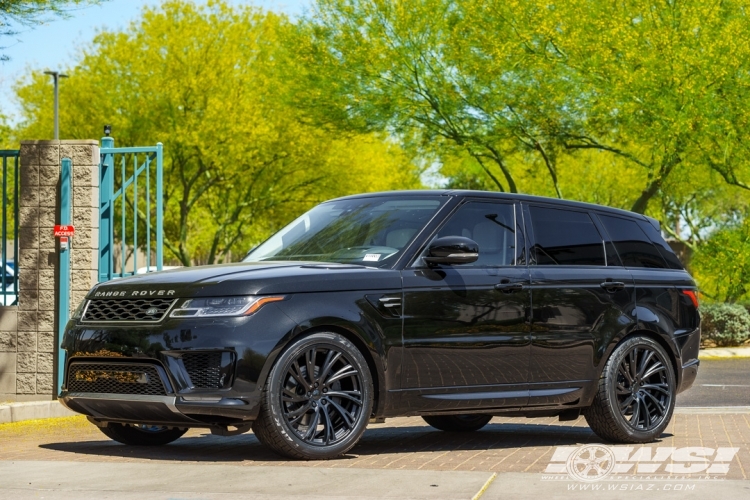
[252,332,374,460]
[422,414,492,432]
[584,335,676,443]
[98,423,187,446]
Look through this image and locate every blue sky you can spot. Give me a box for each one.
[0,0,311,125]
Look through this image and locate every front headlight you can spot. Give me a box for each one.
[169,295,285,318]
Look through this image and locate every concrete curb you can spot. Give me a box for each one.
[699,346,750,359]
[675,406,750,414]
[0,400,77,424]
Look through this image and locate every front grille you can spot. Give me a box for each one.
[67,362,167,395]
[82,298,176,322]
[182,352,223,389]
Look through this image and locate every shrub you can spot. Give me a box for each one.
[700,303,750,347]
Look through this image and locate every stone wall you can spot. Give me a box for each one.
[0,140,100,400]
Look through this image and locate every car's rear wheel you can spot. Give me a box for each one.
[584,335,676,443]
[422,414,492,432]
[252,332,374,460]
[98,423,187,446]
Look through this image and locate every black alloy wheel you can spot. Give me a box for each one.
[615,345,672,431]
[584,335,676,443]
[422,414,492,432]
[98,423,187,446]
[253,332,373,459]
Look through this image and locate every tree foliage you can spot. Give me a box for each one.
[13,0,422,265]
[297,0,750,219]
[691,218,750,303]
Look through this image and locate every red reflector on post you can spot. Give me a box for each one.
[682,290,699,308]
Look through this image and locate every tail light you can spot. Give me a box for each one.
[682,289,699,308]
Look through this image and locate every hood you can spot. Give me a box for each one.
[88,261,402,298]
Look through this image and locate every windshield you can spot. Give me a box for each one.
[244,196,445,266]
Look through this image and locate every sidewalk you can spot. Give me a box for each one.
[1,411,749,499]
[700,346,750,360]
[2,461,749,500]
[1,411,749,479]
[0,400,76,424]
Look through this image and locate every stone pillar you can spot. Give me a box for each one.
[8,140,100,399]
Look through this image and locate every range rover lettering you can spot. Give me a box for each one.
[60,191,700,459]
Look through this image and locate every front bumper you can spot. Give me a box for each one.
[59,302,298,426]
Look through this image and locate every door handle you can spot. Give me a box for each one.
[600,281,625,291]
[495,282,524,292]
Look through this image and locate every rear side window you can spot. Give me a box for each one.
[637,220,684,270]
[598,215,667,268]
[529,206,605,266]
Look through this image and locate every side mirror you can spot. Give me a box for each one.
[423,236,479,265]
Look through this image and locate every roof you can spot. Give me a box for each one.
[331,189,651,223]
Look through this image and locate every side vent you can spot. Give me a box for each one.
[365,294,402,318]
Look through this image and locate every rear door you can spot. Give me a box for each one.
[524,203,635,406]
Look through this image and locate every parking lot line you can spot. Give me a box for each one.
[471,472,497,500]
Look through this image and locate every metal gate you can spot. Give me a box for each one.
[98,136,164,281]
[0,150,19,306]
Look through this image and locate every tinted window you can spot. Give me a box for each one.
[599,215,667,268]
[637,220,684,270]
[245,197,445,266]
[435,202,516,266]
[529,206,605,266]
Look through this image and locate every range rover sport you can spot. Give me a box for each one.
[60,191,700,459]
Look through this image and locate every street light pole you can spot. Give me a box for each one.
[43,71,69,140]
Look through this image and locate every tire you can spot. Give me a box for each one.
[422,414,492,432]
[584,335,676,443]
[252,331,374,460]
[98,423,187,446]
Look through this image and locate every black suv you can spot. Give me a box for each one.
[60,191,700,459]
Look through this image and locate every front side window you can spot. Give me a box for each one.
[529,206,605,266]
[431,201,517,267]
[598,214,667,268]
[244,196,445,267]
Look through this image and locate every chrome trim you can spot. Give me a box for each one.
[80,299,92,319]
[446,253,478,259]
[378,296,401,308]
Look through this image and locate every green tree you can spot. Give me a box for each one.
[14,0,421,265]
[299,0,750,223]
[296,0,569,196]
[692,218,750,303]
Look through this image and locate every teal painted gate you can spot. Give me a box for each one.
[0,150,19,306]
[98,136,164,281]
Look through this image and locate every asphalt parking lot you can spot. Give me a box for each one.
[676,358,750,407]
[1,358,749,499]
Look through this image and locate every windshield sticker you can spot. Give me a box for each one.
[363,254,381,262]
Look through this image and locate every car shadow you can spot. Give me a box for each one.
[38,420,674,464]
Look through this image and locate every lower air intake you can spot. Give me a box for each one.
[67,362,167,396]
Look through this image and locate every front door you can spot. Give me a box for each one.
[524,203,636,406]
[400,200,530,411]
